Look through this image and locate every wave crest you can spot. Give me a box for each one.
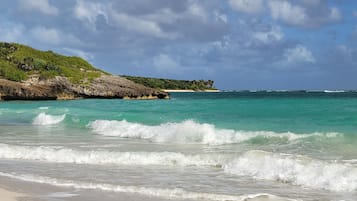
[32,113,66,125]
[0,144,222,167]
[0,143,355,192]
[224,150,357,192]
[89,120,340,145]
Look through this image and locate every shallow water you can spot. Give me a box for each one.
[0,92,356,201]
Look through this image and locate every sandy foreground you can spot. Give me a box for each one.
[0,188,23,201]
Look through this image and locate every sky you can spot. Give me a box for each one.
[0,0,357,90]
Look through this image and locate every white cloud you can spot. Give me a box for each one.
[268,0,341,27]
[188,3,208,19]
[215,13,228,24]
[253,26,283,44]
[111,12,178,39]
[74,0,108,28]
[228,0,264,14]
[30,27,61,45]
[301,0,323,6]
[73,0,179,38]
[268,0,307,26]
[153,54,180,72]
[329,7,341,21]
[30,26,82,46]
[19,0,58,15]
[283,44,315,64]
[0,23,25,42]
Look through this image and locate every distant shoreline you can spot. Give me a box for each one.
[162,89,220,92]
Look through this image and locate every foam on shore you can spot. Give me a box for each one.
[0,143,356,192]
[0,172,299,201]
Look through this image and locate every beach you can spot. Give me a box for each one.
[0,188,22,201]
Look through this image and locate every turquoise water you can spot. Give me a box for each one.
[0,92,356,201]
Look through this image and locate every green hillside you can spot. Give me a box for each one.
[0,42,106,83]
[122,75,216,91]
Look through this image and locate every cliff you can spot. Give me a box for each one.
[0,42,168,100]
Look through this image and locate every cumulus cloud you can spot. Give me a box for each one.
[19,0,58,15]
[228,0,264,14]
[282,44,315,64]
[74,0,108,29]
[111,12,178,39]
[329,7,341,21]
[153,54,181,73]
[268,0,341,28]
[268,0,307,26]
[30,26,82,46]
[0,23,25,42]
[253,25,283,44]
[72,0,227,41]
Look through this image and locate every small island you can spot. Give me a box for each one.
[0,42,169,100]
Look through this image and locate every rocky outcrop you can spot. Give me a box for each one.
[0,75,169,101]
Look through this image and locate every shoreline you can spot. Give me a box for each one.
[0,187,23,201]
[162,89,220,92]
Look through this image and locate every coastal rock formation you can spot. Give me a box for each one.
[0,42,168,100]
[0,75,169,101]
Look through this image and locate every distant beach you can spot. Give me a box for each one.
[163,89,220,92]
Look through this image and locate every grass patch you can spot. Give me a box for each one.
[0,42,106,83]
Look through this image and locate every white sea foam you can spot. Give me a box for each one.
[89,120,340,145]
[1,142,355,192]
[224,150,357,192]
[0,172,299,201]
[32,113,66,125]
[0,144,223,167]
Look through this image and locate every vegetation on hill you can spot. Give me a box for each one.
[122,75,216,91]
[0,42,106,83]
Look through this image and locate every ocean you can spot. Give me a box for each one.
[0,92,356,201]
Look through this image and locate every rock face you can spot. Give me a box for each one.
[0,75,169,101]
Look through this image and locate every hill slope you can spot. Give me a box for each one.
[0,42,168,100]
[0,42,105,83]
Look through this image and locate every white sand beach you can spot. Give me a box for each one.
[0,188,22,201]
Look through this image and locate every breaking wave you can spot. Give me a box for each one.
[224,150,357,192]
[0,172,298,201]
[0,143,223,167]
[89,120,340,145]
[32,113,66,125]
[0,143,355,192]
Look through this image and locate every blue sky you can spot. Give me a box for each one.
[1,0,357,90]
